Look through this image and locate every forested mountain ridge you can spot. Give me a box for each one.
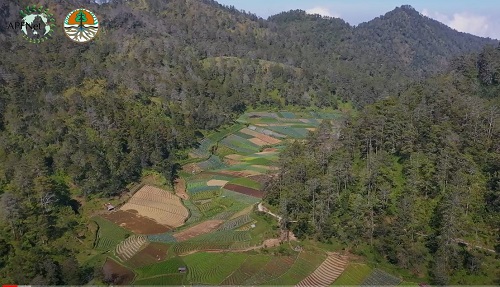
[268,5,496,102]
[0,0,498,284]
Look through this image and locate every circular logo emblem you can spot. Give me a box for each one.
[64,9,99,43]
[19,5,55,43]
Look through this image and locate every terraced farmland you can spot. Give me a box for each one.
[125,242,171,269]
[120,185,189,228]
[216,214,253,231]
[243,255,296,285]
[115,235,148,262]
[135,256,186,278]
[221,255,274,285]
[361,268,402,286]
[123,110,355,285]
[267,251,327,285]
[332,263,372,286]
[184,252,248,285]
[296,252,348,287]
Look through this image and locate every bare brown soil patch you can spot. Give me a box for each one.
[126,243,170,268]
[249,137,268,146]
[224,158,242,165]
[262,238,281,248]
[174,178,188,200]
[173,220,224,241]
[102,258,135,285]
[224,183,264,198]
[306,127,316,131]
[207,179,228,186]
[102,210,171,234]
[225,154,245,160]
[183,163,202,173]
[263,148,278,152]
[240,128,281,144]
[218,170,261,177]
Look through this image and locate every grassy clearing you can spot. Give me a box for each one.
[215,144,239,158]
[92,216,131,251]
[331,263,372,286]
[248,213,277,244]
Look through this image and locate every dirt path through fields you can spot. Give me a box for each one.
[174,178,188,200]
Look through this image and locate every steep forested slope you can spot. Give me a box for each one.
[265,45,500,285]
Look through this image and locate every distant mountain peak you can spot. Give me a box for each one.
[399,4,416,11]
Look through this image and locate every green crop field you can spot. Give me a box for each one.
[183,252,248,285]
[216,214,253,231]
[206,123,246,142]
[183,200,202,225]
[92,216,131,251]
[147,233,177,244]
[197,155,227,170]
[135,256,186,279]
[332,263,372,286]
[243,255,296,285]
[220,134,260,154]
[221,254,274,285]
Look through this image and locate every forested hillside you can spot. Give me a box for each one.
[0,0,498,284]
[265,45,500,284]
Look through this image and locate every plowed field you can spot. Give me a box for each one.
[224,184,264,198]
[102,210,171,234]
[173,220,224,241]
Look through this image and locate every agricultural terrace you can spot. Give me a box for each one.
[120,185,189,228]
[96,110,359,285]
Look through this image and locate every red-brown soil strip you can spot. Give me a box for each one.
[224,183,264,198]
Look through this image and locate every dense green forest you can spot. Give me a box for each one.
[0,0,498,284]
[265,45,500,284]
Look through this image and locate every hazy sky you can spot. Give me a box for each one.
[216,0,500,39]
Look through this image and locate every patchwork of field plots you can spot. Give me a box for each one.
[96,110,366,286]
[120,185,189,228]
